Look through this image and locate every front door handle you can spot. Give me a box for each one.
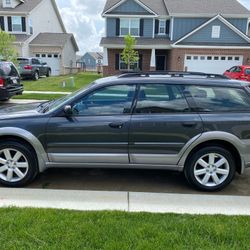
[109,122,124,129]
[182,122,197,127]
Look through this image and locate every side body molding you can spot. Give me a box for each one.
[178,131,248,174]
[0,127,48,172]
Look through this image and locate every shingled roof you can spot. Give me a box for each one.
[0,0,43,12]
[103,0,250,16]
[30,33,79,51]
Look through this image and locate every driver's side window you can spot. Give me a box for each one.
[72,84,136,116]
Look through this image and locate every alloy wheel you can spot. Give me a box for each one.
[0,148,29,183]
[193,153,230,187]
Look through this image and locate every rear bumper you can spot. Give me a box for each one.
[20,71,34,78]
[0,85,24,100]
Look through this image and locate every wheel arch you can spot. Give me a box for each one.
[0,128,48,172]
[179,132,245,174]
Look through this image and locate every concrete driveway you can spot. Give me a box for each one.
[27,168,250,196]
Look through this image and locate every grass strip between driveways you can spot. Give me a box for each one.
[0,208,250,249]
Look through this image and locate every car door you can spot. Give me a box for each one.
[46,84,136,165]
[129,83,203,165]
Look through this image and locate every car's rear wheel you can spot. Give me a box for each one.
[46,69,51,77]
[33,71,39,81]
[184,146,236,191]
[0,141,38,187]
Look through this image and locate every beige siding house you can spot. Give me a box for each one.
[0,0,79,75]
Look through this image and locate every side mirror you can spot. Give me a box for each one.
[226,70,229,72]
[64,105,73,116]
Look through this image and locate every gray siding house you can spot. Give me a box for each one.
[0,0,79,75]
[100,0,250,76]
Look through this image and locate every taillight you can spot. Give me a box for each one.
[24,65,33,70]
[0,78,4,87]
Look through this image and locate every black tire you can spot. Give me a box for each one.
[0,140,38,187]
[46,69,51,77]
[184,146,236,192]
[33,71,39,81]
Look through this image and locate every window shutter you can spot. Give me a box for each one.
[115,54,120,70]
[21,17,26,32]
[7,16,12,32]
[140,19,144,37]
[139,54,143,71]
[116,18,120,36]
[0,16,4,31]
[166,20,170,35]
[155,19,159,34]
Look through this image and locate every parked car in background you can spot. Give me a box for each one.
[0,61,23,101]
[17,57,51,81]
[0,72,249,191]
[224,65,250,82]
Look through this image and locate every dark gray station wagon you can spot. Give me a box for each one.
[1,72,250,191]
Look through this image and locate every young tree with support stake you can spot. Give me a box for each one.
[121,34,139,71]
[0,30,17,63]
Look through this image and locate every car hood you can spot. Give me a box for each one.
[0,102,42,119]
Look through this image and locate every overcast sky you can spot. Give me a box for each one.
[55,0,250,55]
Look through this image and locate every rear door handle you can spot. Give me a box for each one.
[109,122,124,129]
[182,122,197,127]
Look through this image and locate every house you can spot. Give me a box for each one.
[100,0,250,76]
[77,52,103,72]
[0,0,79,75]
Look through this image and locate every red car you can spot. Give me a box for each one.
[224,65,250,82]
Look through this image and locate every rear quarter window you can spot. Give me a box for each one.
[186,85,250,112]
[245,69,250,75]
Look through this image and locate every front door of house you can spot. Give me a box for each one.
[156,56,166,71]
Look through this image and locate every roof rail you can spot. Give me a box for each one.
[118,71,228,79]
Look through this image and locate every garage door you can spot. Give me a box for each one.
[184,55,243,74]
[35,53,61,76]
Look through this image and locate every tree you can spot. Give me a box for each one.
[121,34,139,71]
[0,30,17,62]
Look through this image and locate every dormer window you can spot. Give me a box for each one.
[212,25,221,38]
[5,0,11,5]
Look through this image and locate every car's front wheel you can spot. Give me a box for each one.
[0,141,38,187]
[184,146,236,191]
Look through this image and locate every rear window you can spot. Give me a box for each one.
[186,85,250,112]
[17,58,29,64]
[0,62,19,77]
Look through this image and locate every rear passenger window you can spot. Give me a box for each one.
[245,69,250,75]
[186,86,250,112]
[134,84,189,114]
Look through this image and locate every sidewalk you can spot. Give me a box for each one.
[0,188,250,215]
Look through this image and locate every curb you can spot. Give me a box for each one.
[0,188,250,215]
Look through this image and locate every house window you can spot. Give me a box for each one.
[119,55,139,70]
[12,16,22,32]
[120,18,139,36]
[42,54,46,58]
[159,20,166,34]
[6,0,11,4]
[35,54,40,58]
[29,18,33,34]
[211,25,221,38]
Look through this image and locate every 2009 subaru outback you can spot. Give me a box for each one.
[0,72,250,191]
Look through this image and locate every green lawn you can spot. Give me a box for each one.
[14,72,102,100]
[0,208,250,249]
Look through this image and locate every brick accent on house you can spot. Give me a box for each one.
[103,49,152,76]
[168,48,250,71]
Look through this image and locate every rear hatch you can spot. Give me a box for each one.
[17,58,30,74]
[0,62,21,88]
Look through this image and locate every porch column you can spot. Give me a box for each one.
[103,47,108,66]
[150,48,156,71]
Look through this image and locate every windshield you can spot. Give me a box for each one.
[38,82,96,113]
